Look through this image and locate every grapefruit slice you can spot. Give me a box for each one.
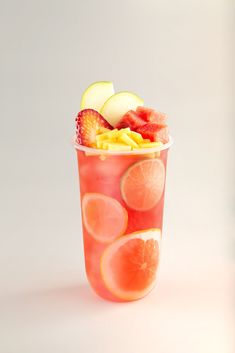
[101,229,161,301]
[121,159,165,211]
[82,193,128,243]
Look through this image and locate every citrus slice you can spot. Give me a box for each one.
[82,193,128,243]
[101,229,161,301]
[121,159,165,211]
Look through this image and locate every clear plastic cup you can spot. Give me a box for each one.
[74,138,172,301]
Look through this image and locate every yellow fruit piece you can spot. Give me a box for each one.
[139,142,163,148]
[95,128,164,152]
[98,127,111,134]
[118,133,138,148]
[96,141,104,149]
[96,129,118,141]
[127,131,143,144]
[101,141,109,149]
[96,134,107,142]
[118,128,131,134]
[107,143,132,151]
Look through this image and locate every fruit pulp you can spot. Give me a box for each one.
[76,149,169,301]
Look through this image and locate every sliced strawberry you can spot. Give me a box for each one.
[136,106,167,125]
[76,109,112,147]
[115,110,146,130]
[136,123,169,143]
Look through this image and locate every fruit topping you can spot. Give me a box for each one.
[116,110,146,130]
[80,81,115,112]
[100,91,144,127]
[136,106,167,124]
[94,128,162,150]
[76,109,112,147]
[75,82,170,149]
[136,123,169,143]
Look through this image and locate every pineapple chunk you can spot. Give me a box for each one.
[139,142,162,148]
[118,133,138,148]
[96,140,104,149]
[96,134,107,142]
[95,126,164,152]
[117,128,131,134]
[127,131,143,144]
[107,143,132,151]
[96,129,118,141]
[97,127,110,134]
[101,141,109,149]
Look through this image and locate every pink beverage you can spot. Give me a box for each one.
[75,141,172,302]
[74,81,172,301]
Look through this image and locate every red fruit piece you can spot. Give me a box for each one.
[136,106,167,125]
[115,110,146,130]
[136,123,169,143]
[76,109,112,147]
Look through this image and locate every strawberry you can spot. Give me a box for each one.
[76,109,112,147]
[115,110,146,130]
[136,123,169,143]
[136,106,167,125]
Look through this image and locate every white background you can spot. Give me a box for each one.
[0,0,234,352]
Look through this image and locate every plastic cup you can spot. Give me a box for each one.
[74,138,172,301]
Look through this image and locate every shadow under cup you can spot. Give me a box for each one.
[74,138,172,302]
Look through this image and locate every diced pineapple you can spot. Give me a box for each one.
[96,129,118,141]
[127,131,143,144]
[118,127,131,134]
[101,141,109,149]
[97,127,110,134]
[118,133,138,148]
[107,142,132,151]
[95,126,164,152]
[139,142,162,148]
[96,140,104,149]
[96,134,107,142]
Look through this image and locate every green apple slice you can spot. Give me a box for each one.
[100,91,144,127]
[80,81,115,112]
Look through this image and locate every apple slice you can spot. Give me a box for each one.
[100,91,144,127]
[80,81,115,112]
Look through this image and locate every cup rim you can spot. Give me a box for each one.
[73,135,173,155]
